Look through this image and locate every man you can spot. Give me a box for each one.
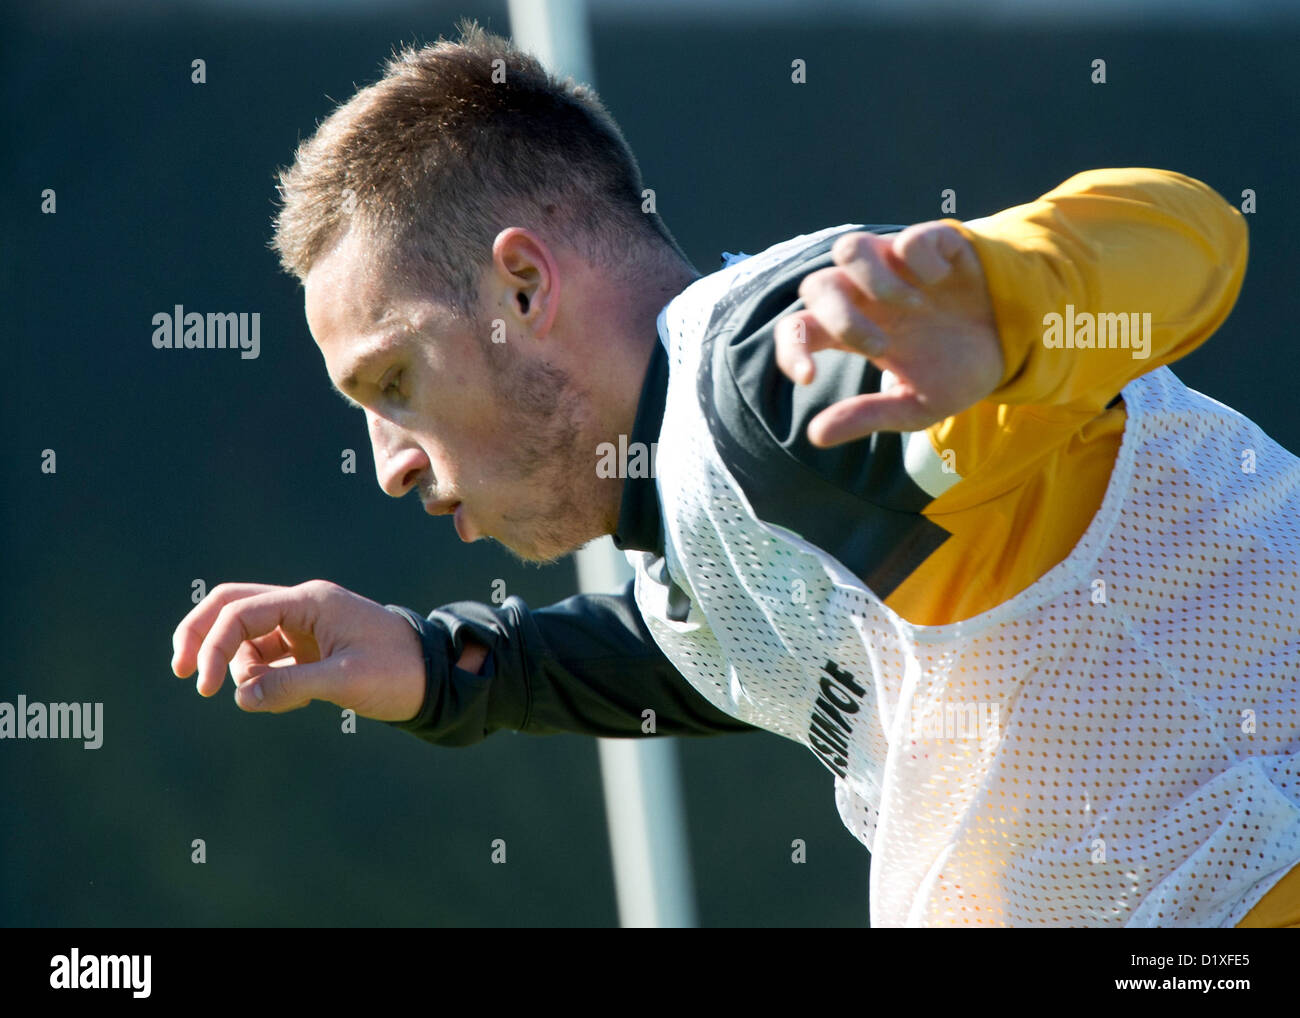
[170,22,1300,927]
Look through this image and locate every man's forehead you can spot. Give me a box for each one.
[304,236,442,355]
[306,233,395,331]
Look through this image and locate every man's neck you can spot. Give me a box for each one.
[593,262,698,535]
[597,262,696,437]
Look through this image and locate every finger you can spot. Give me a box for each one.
[774,310,841,384]
[798,273,891,359]
[829,231,925,307]
[172,582,285,678]
[195,587,318,697]
[234,656,344,714]
[806,390,940,447]
[230,630,292,685]
[892,221,971,286]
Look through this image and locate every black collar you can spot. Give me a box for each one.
[611,338,668,557]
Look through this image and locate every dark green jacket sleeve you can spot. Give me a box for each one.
[382,579,756,746]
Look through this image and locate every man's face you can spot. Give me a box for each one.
[303,228,611,565]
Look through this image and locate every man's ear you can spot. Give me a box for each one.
[492,227,558,337]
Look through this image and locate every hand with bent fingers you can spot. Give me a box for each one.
[774,221,1004,447]
[170,580,433,721]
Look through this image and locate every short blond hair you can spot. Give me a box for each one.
[271,18,688,319]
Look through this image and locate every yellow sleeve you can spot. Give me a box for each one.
[943,166,1248,413]
[884,169,1249,626]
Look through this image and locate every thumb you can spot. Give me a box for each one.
[807,390,939,447]
[234,658,343,714]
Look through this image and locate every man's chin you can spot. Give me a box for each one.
[497,528,608,568]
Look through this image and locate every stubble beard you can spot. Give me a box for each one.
[487,348,613,565]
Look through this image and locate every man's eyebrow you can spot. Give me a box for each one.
[329,330,408,408]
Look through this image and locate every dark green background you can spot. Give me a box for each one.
[4,1,1297,927]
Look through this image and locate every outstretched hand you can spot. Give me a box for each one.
[171,580,426,721]
[774,222,1005,447]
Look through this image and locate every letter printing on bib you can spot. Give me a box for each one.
[627,224,1300,928]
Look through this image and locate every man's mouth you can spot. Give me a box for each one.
[453,503,477,543]
[422,495,478,543]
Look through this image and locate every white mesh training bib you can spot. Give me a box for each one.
[629,225,1300,927]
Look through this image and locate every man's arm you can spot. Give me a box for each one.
[944,166,1249,413]
[385,579,757,746]
[771,167,1247,450]
[171,578,753,738]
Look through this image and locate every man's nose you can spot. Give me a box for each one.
[368,412,428,497]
